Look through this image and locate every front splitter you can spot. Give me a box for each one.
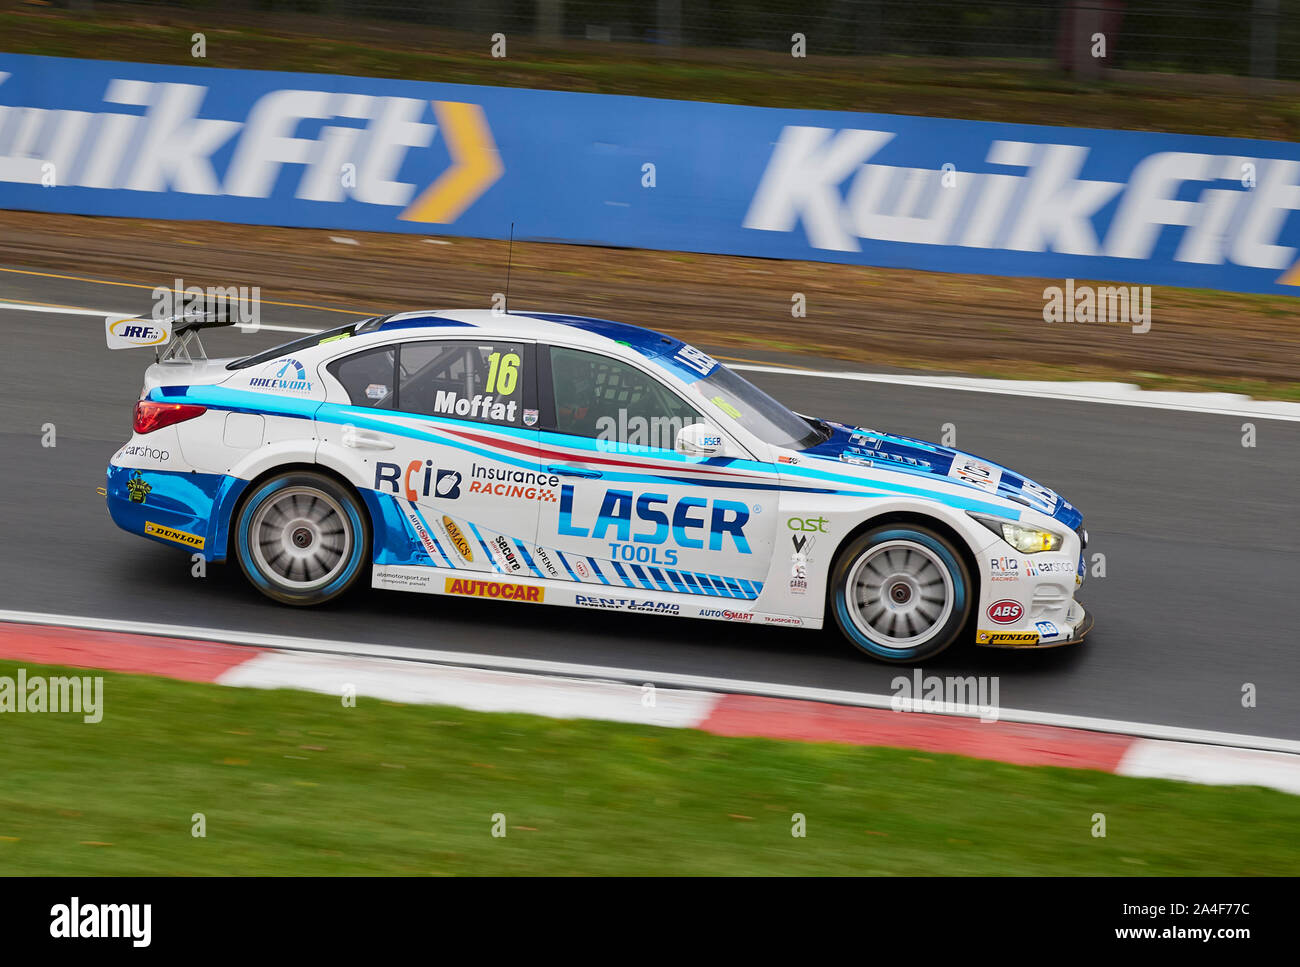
[975,608,1094,649]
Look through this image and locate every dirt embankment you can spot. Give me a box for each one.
[1,209,1297,398]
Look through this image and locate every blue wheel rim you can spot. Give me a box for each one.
[238,478,364,598]
[835,529,965,659]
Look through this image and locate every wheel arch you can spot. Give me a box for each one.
[826,509,983,619]
[223,462,374,563]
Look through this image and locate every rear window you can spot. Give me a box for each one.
[327,345,397,409]
[226,322,369,370]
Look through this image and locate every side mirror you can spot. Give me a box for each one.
[675,422,725,457]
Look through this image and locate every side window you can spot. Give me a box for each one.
[548,346,703,450]
[397,340,527,427]
[326,345,396,408]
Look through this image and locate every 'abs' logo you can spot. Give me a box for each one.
[987,599,1024,624]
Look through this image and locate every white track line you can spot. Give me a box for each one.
[3,299,1295,418]
[0,302,109,316]
[730,364,1300,422]
[2,608,1297,756]
[0,300,318,334]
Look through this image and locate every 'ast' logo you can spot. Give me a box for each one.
[445,578,542,602]
[786,516,828,532]
[440,516,473,562]
[986,599,1024,624]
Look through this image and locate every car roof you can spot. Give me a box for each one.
[339,309,693,372]
[379,309,676,350]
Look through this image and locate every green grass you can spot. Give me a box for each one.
[0,660,1296,875]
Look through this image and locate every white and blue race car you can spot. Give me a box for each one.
[104,308,1091,663]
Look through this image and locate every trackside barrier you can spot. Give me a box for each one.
[2,53,1300,295]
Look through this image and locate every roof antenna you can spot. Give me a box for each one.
[503,222,515,315]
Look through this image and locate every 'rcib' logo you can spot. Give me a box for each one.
[375,461,461,502]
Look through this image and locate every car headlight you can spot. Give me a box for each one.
[972,515,1063,554]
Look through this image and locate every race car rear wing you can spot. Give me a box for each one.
[105,307,239,363]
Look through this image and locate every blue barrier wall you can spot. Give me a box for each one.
[3,53,1300,295]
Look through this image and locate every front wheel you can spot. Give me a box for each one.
[234,471,370,606]
[830,525,973,663]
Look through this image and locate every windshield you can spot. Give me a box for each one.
[688,363,826,450]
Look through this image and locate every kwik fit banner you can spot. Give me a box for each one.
[3,52,1300,296]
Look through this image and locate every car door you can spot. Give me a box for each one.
[534,343,778,602]
[326,336,542,582]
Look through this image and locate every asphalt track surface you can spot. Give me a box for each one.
[2,265,1297,741]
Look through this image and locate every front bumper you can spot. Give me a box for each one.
[975,603,1093,649]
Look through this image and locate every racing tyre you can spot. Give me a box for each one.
[234,471,370,606]
[830,524,972,663]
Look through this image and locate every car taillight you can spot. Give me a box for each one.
[133,400,206,434]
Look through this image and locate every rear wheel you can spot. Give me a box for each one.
[234,471,369,606]
[830,524,972,663]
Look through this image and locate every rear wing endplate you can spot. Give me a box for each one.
[105,307,239,363]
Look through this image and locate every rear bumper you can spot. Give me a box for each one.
[105,463,244,561]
